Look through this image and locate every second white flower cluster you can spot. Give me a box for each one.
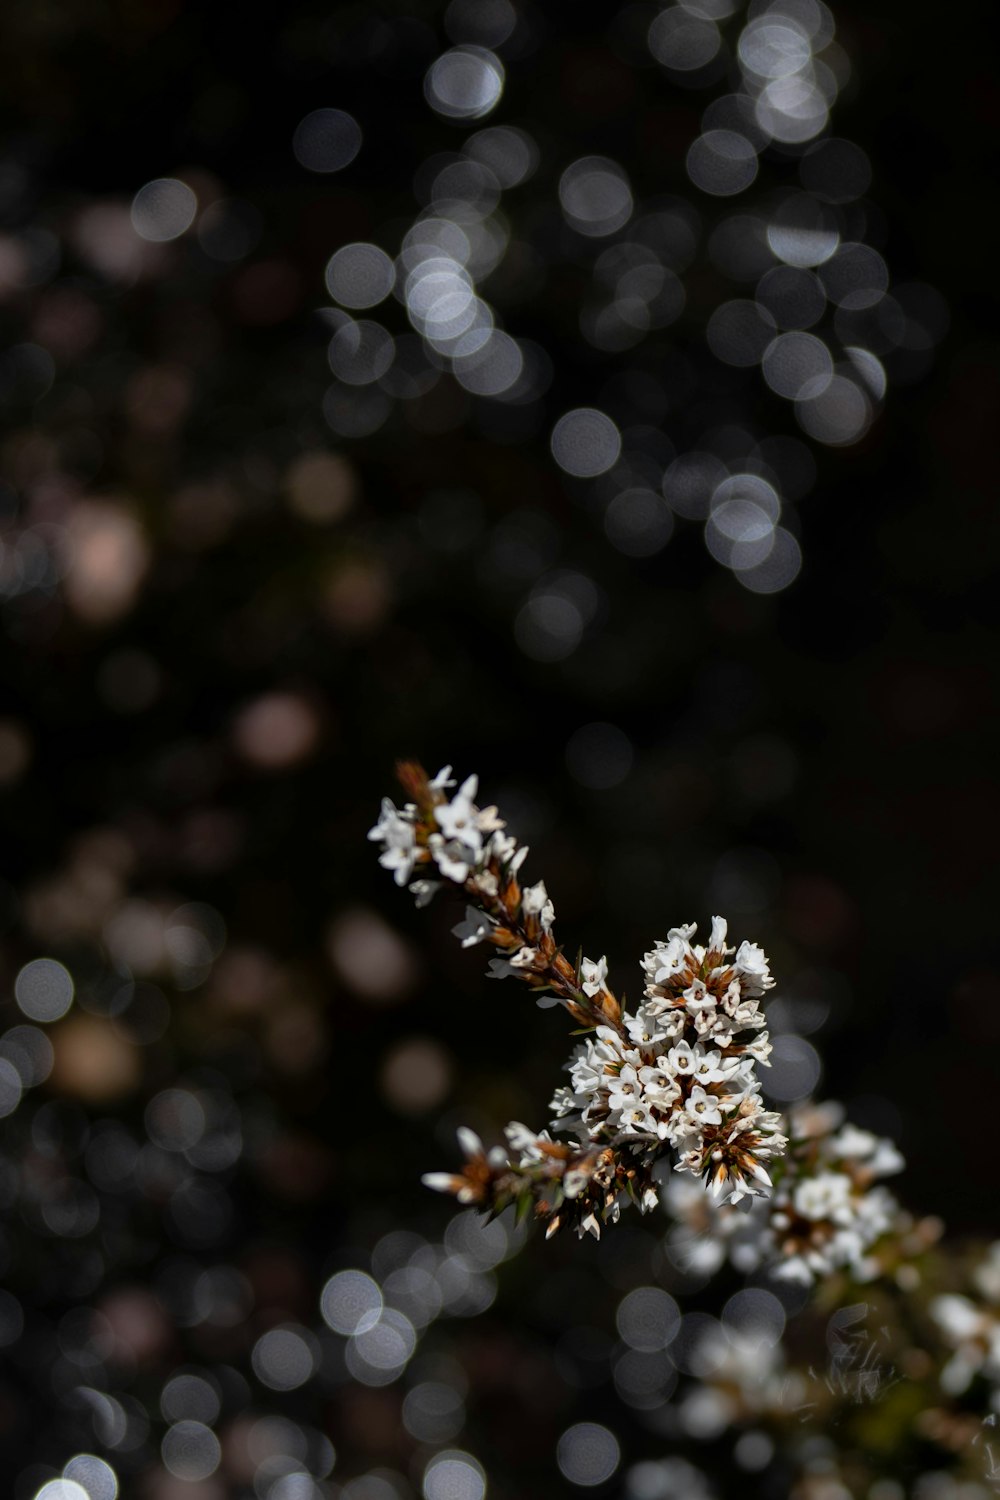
[546,918,787,1204]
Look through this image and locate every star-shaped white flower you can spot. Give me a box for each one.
[580,955,609,996]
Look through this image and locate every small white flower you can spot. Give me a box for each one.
[624,1004,672,1047]
[428,832,476,883]
[637,1064,681,1104]
[434,774,480,839]
[684,1085,723,1126]
[734,939,774,991]
[505,1121,551,1160]
[718,985,743,1020]
[607,1065,642,1111]
[564,1166,591,1198]
[422,1171,463,1196]
[667,1041,698,1075]
[682,979,713,1014]
[367,798,419,885]
[793,1171,854,1223]
[367,797,407,844]
[676,1144,707,1177]
[867,1139,905,1176]
[700,1015,734,1047]
[716,1064,756,1102]
[831,1124,876,1157]
[522,880,555,932]
[451,906,496,948]
[457,1126,485,1158]
[475,804,506,833]
[379,845,418,886]
[639,998,686,1032]
[932,1294,983,1343]
[580,955,609,997]
[831,1124,904,1178]
[429,775,485,879]
[486,831,517,864]
[409,879,442,908]
[741,1035,773,1064]
[707,914,729,954]
[726,1172,769,1206]
[655,1111,683,1143]
[617,1101,658,1136]
[645,930,694,986]
[566,1047,605,1096]
[772,1255,815,1285]
[469,869,499,899]
[568,1031,623,1092]
[509,945,539,968]
[690,1048,729,1084]
[732,1002,766,1031]
[594,1023,625,1049]
[429,766,456,790]
[550,1085,586,1118]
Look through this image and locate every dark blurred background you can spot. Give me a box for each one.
[0,1,997,1496]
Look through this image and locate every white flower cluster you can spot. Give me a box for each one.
[367,766,527,903]
[549,918,786,1205]
[505,1121,627,1228]
[663,1101,905,1284]
[768,1108,904,1283]
[479,880,556,976]
[675,1323,795,1435]
[931,1244,1000,1397]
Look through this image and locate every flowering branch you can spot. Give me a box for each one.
[369,763,904,1275]
[370,760,623,1032]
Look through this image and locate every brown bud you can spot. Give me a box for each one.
[396,760,435,812]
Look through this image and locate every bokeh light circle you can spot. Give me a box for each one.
[251,1327,317,1391]
[293,108,362,173]
[320,1269,383,1334]
[722,1288,787,1347]
[422,1449,486,1500]
[559,157,633,237]
[686,131,758,197]
[160,1421,222,1482]
[425,48,505,121]
[326,244,396,309]
[0,1058,23,1119]
[557,1423,621,1487]
[62,1456,118,1500]
[648,9,721,71]
[762,1032,822,1100]
[130,179,197,243]
[550,409,621,477]
[796,373,871,445]
[15,958,74,1023]
[616,1287,681,1351]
